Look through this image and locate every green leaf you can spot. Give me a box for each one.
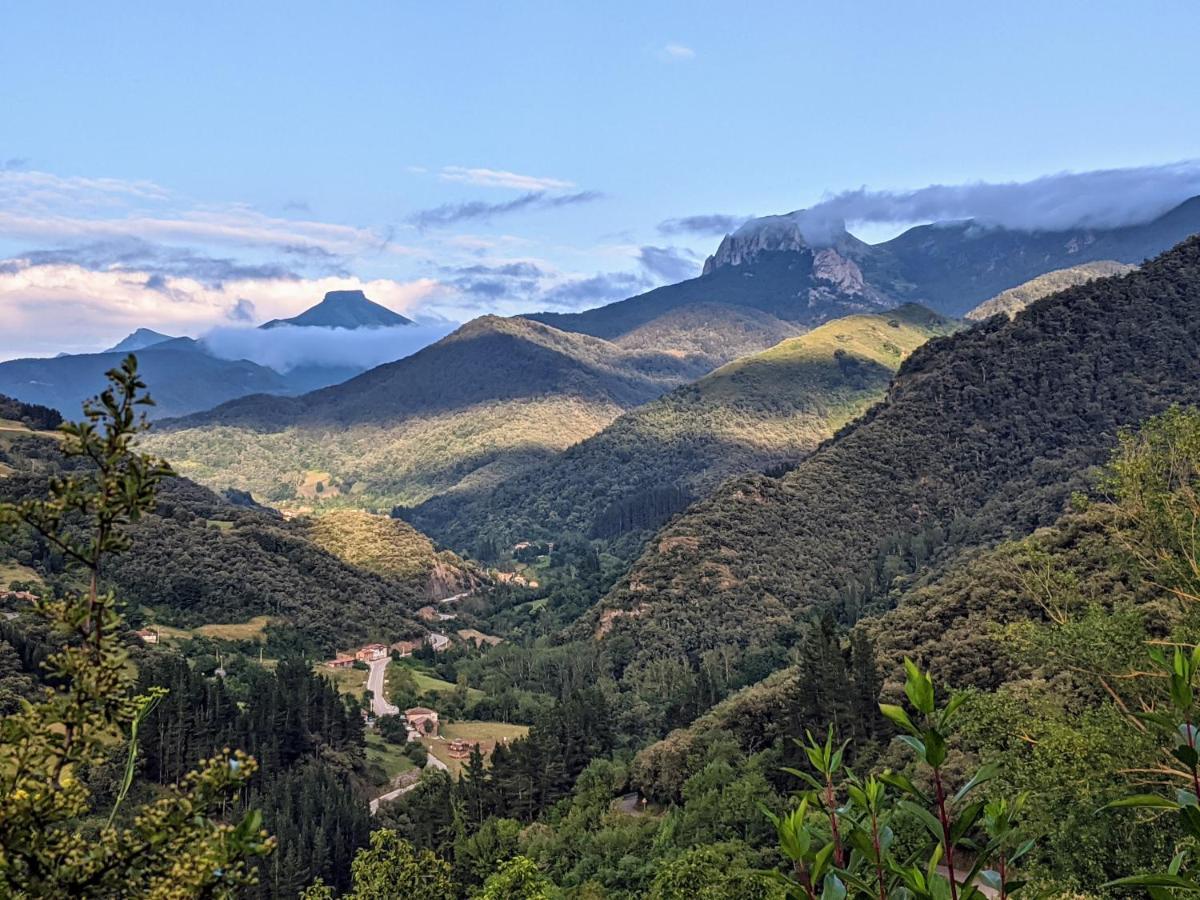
[953,762,1000,803]
[1102,794,1182,811]
[880,703,919,736]
[904,658,935,716]
[1103,874,1200,891]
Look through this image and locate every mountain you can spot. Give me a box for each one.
[532,198,1200,340]
[0,339,293,419]
[405,304,957,559]
[104,328,178,352]
[0,291,419,419]
[260,289,413,329]
[145,315,704,511]
[964,260,1136,320]
[585,238,1200,674]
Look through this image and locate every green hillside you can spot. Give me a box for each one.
[146,315,706,513]
[0,433,458,651]
[408,304,957,559]
[965,259,1136,320]
[587,238,1199,677]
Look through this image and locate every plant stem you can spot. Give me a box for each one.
[825,774,844,867]
[869,808,887,900]
[932,767,960,900]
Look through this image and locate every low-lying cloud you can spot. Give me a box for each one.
[0,257,440,360]
[202,322,454,373]
[777,160,1200,246]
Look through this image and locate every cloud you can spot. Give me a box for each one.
[3,157,29,171]
[660,43,695,61]
[772,160,1200,246]
[657,213,751,236]
[638,245,700,282]
[538,271,649,310]
[0,258,440,360]
[439,166,575,192]
[9,238,330,287]
[0,168,406,258]
[201,322,454,373]
[228,298,257,322]
[409,190,601,229]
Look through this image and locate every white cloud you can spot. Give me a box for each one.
[0,262,441,360]
[438,166,575,192]
[0,168,411,259]
[661,43,696,61]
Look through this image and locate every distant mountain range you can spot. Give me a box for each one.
[0,290,415,418]
[534,196,1200,342]
[138,200,1200,517]
[145,315,707,510]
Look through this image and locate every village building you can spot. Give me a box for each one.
[355,643,388,662]
[447,738,473,759]
[134,628,159,645]
[326,655,355,668]
[391,639,422,657]
[405,706,439,737]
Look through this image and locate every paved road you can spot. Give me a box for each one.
[366,657,399,717]
[437,591,472,606]
[427,632,451,651]
[369,742,450,813]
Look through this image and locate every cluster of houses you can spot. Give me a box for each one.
[325,642,390,669]
[326,634,456,670]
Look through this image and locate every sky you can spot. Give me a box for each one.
[2,0,1199,359]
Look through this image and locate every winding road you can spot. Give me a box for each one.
[366,656,398,717]
[364,654,449,814]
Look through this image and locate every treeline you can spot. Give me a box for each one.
[0,438,430,652]
[134,655,371,897]
[0,393,62,431]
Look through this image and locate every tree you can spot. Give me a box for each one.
[302,829,456,899]
[0,356,272,896]
[477,855,557,899]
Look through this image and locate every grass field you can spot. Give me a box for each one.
[422,721,529,776]
[319,663,369,697]
[193,615,271,642]
[365,733,416,781]
[0,561,43,589]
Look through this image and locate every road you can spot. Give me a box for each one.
[366,657,398,717]
[427,632,450,651]
[437,591,472,605]
[368,738,450,814]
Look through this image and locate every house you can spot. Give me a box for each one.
[135,628,159,645]
[448,738,473,759]
[355,643,388,662]
[0,589,39,604]
[405,706,439,737]
[391,639,422,658]
[326,655,355,668]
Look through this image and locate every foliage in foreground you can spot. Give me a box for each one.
[0,357,272,896]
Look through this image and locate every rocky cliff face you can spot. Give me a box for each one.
[702,215,813,274]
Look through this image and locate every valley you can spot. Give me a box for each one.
[5,185,1200,898]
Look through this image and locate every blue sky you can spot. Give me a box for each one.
[2,0,1199,357]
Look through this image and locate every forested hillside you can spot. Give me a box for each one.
[0,433,459,650]
[590,237,1200,677]
[407,305,956,561]
[965,259,1136,320]
[146,315,708,512]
